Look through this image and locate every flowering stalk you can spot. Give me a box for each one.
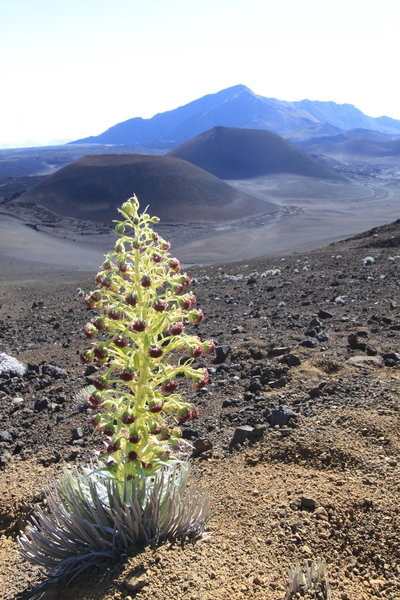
[82,195,215,481]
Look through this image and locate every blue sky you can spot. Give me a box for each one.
[1,0,399,148]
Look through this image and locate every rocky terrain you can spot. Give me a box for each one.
[0,219,399,599]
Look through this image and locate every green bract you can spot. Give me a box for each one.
[82,195,215,481]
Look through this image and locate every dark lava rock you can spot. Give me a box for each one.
[230,425,255,448]
[305,327,319,337]
[357,330,369,338]
[246,273,259,285]
[309,385,322,399]
[192,438,213,458]
[249,347,265,360]
[222,399,233,408]
[347,333,358,348]
[231,325,245,334]
[72,427,84,440]
[267,406,298,428]
[34,397,49,411]
[248,378,262,393]
[348,334,366,351]
[268,378,288,389]
[181,428,199,440]
[382,352,400,366]
[316,331,329,342]
[280,354,301,367]
[309,318,322,328]
[366,345,378,356]
[300,338,318,348]
[318,309,334,319]
[42,364,67,379]
[31,301,45,309]
[84,365,97,377]
[213,345,231,364]
[300,496,317,511]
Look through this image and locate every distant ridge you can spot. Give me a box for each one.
[295,129,400,158]
[168,126,343,180]
[71,84,400,147]
[17,154,275,223]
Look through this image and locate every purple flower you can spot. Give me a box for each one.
[119,367,136,381]
[168,322,185,336]
[125,293,138,306]
[131,320,146,332]
[149,346,163,358]
[92,375,109,390]
[160,380,178,394]
[148,400,164,413]
[121,411,135,425]
[177,404,199,422]
[168,258,181,272]
[94,345,109,360]
[102,424,115,436]
[141,275,152,288]
[83,323,97,339]
[152,298,167,312]
[113,335,129,348]
[80,349,94,364]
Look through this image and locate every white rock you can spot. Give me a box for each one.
[0,353,26,377]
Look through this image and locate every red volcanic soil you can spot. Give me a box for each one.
[16,154,275,224]
[168,126,345,180]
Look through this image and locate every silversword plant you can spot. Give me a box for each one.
[18,196,213,578]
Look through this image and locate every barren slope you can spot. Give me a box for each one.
[0,220,399,599]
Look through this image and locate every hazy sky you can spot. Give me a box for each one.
[1,0,399,148]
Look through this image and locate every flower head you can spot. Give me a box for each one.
[160,380,178,394]
[131,320,146,332]
[152,298,167,312]
[82,195,214,481]
[149,346,163,358]
[168,321,185,336]
[80,349,95,364]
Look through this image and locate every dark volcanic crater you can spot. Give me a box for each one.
[168,125,344,180]
[15,154,275,224]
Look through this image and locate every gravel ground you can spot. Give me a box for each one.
[0,219,399,600]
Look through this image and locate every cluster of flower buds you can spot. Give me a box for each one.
[81,195,215,481]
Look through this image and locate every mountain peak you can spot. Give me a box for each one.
[71,85,400,146]
[222,84,254,94]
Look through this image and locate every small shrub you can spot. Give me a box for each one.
[284,559,331,599]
